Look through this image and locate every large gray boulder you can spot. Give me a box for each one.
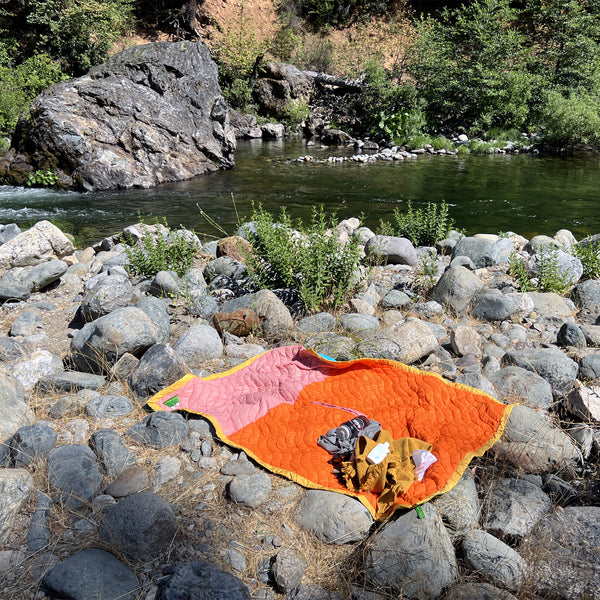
[0,221,74,269]
[364,235,418,266]
[2,41,235,190]
[70,306,169,372]
[486,366,553,409]
[363,503,457,598]
[451,236,512,267]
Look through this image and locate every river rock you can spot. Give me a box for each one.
[450,325,482,357]
[79,273,135,322]
[304,332,356,360]
[462,529,526,592]
[5,41,235,190]
[85,394,133,419]
[228,472,272,508]
[432,469,480,535]
[577,349,600,380]
[0,221,74,269]
[501,345,578,396]
[271,547,306,594]
[98,491,178,560]
[27,492,52,552]
[557,322,586,347]
[521,506,600,599]
[7,423,57,467]
[358,317,438,364]
[526,291,576,325]
[381,289,412,309]
[128,343,191,399]
[481,477,552,538]
[3,259,68,293]
[151,455,181,490]
[296,312,336,334]
[0,372,34,442]
[363,502,457,598]
[432,266,483,314]
[451,236,511,267]
[10,349,64,391]
[495,405,581,472]
[47,444,103,509]
[35,371,107,394]
[0,223,20,244]
[566,384,600,422]
[214,308,261,337]
[89,429,135,478]
[572,279,600,324]
[486,366,553,409]
[471,291,519,322]
[70,306,169,372]
[221,290,294,341]
[126,411,189,449]
[338,313,380,334]
[0,468,34,544]
[42,548,139,600]
[155,561,251,600]
[105,466,150,498]
[172,320,223,367]
[364,235,418,266]
[295,490,373,544]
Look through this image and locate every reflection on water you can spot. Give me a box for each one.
[1,138,599,245]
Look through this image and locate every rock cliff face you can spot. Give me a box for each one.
[1,41,236,190]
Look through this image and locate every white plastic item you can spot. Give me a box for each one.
[367,441,390,465]
[412,449,438,481]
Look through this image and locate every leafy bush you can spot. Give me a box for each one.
[0,42,66,135]
[382,200,454,247]
[536,246,573,294]
[244,205,364,312]
[282,99,310,129]
[541,90,600,145]
[508,251,535,292]
[122,219,199,279]
[571,239,600,280]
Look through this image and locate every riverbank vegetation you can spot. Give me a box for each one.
[1,0,600,149]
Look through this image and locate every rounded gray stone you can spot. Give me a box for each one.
[462,529,527,592]
[444,582,517,600]
[432,469,479,535]
[42,548,139,600]
[126,411,189,449]
[364,502,457,598]
[155,561,251,600]
[98,491,178,560]
[381,289,412,309]
[557,322,586,347]
[10,311,42,336]
[79,274,135,322]
[471,292,518,322]
[295,490,373,544]
[304,332,356,361]
[365,235,418,266]
[228,472,272,508]
[296,312,336,334]
[271,547,306,593]
[172,320,223,367]
[9,423,57,467]
[338,313,380,334]
[481,477,552,538]
[86,394,133,418]
[432,266,483,315]
[486,366,553,409]
[0,468,34,544]
[89,429,135,478]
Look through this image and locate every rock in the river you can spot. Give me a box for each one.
[0,468,34,544]
[3,41,235,190]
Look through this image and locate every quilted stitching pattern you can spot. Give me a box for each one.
[148,345,514,519]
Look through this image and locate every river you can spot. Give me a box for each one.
[1,138,599,246]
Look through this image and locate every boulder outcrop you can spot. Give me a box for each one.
[0,41,235,190]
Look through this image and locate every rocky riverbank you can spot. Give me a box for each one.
[0,218,599,600]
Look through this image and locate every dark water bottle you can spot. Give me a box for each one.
[336,416,370,441]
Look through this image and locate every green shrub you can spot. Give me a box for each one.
[282,99,310,129]
[536,246,573,294]
[541,90,600,145]
[382,200,454,247]
[508,251,535,292]
[122,219,199,279]
[405,133,435,149]
[571,239,600,280]
[431,136,454,151]
[26,169,58,187]
[244,205,364,312]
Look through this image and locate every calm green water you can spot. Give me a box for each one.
[1,138,599,245]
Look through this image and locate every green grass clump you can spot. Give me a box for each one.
[537,246,573,294]
[508,251,535,292]
[468,139,499,155]
[244,205,364,313]
[431,136,455,151]
[405,133,435,149]
[122,218,199,279]
[381,200,454,247]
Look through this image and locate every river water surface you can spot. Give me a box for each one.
[1,139,599,246]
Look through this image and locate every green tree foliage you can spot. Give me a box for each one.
[0,38,66,135]
[407,0,535,134]
[296,0,393,29]
[1,0,135,76]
